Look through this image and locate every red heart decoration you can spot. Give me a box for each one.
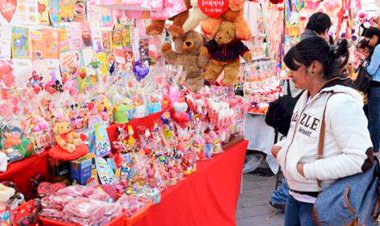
[198,0,229,19]
[38,2,46,14]
[0,0,17,23]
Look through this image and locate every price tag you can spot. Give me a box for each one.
[198,0,229,18]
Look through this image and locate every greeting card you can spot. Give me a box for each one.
[0,0,17,24]
[73,0,86,22]
[60,51,79,81]
[60,0,74,22]
[37,0,49,25]
[30,30,45,60]
[0,60,14,88]
[11,27,29,59]
[13,59,32,88]
[43,28,60,59]
[101,30,112,51]
[59,27,70,53]
[0,26,12,59]
[49,0,60,26]
[16,0,38,25]
[67,23,83,50]
[91,28,103,53]
[80,22,92,47]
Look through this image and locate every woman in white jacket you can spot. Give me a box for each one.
[272,37,374,226]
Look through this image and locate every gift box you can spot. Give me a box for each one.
[48,158,71,183]
[70,153,96,185]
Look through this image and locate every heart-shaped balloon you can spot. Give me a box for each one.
[173,102,188,114]
[133,60,150,82]
[198,0,229,19]
[0,0,17,23]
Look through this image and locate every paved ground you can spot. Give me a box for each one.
[237,173,284,226]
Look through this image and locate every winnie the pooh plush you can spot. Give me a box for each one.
[202,21,252,86]
[162,31,209,92]
[146,0,192,37]
[53,121,82,153]
[200,0,251,41]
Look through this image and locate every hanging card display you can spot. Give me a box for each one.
[150,0,187,20]
[0,26,12,59]
[0,60,14,88]
[101,30,112,51]
[11,27,29,59]
[92,28,104,53]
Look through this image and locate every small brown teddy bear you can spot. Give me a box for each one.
[202,21,252,86]
[146,0,191,37]
[53,121,82,153]
[162,31,209,92]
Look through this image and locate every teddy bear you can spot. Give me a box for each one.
[53,121,82,153]
[200,0,251,41]
[161,30,209,92]
[202,21,252,86]
[182,0,209,33]
[146,0,192,37]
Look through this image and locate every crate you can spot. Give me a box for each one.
[124,203,152,226]
[40,212,125,226]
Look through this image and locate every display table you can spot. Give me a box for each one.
[244,114,280,173]
[135,140,248,226]
[0,152,49,195]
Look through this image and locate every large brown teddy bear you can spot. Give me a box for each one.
[202,21,252,86]
[146,0,192,37]
[53,121,82,153]
[162,31,209,92]
[200,0,251,41]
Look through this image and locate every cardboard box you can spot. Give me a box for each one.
[70,153,96,185]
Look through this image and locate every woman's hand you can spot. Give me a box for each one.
[297,163,305,177]
[271,145,281,158]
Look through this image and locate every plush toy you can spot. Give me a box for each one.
[146,0,192,37]
[202,21,252,86]
[53,121,82,153]
[96,95,112,122]
[0,184,15,213]
[200,0,251,41]
[182,0,209,33]
[161,31,209,92]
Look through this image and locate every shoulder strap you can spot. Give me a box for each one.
[317,91,344,187]
[286,80,292,97]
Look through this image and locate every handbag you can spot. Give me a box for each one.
[313,92,379,226]
[354,65,372,93]
[265,80,303,136]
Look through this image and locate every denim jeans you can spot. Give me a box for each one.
[270,179,289,207]
[368,86,380,152]
[285,195,317,226]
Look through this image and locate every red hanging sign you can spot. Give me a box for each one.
[0,0,17,23]
[198,0,229,19]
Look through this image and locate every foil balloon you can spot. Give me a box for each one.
[133,60,150,82]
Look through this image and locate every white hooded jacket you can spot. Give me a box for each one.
[275,83,373,192]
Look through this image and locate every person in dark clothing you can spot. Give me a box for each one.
[300,12,332,42]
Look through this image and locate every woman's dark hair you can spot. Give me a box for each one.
[362,27,380,46]
[284,37,349,80]
[306,12,332,35]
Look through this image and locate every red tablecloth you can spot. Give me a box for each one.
[0,152,49,195]
[135,140,248,226]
